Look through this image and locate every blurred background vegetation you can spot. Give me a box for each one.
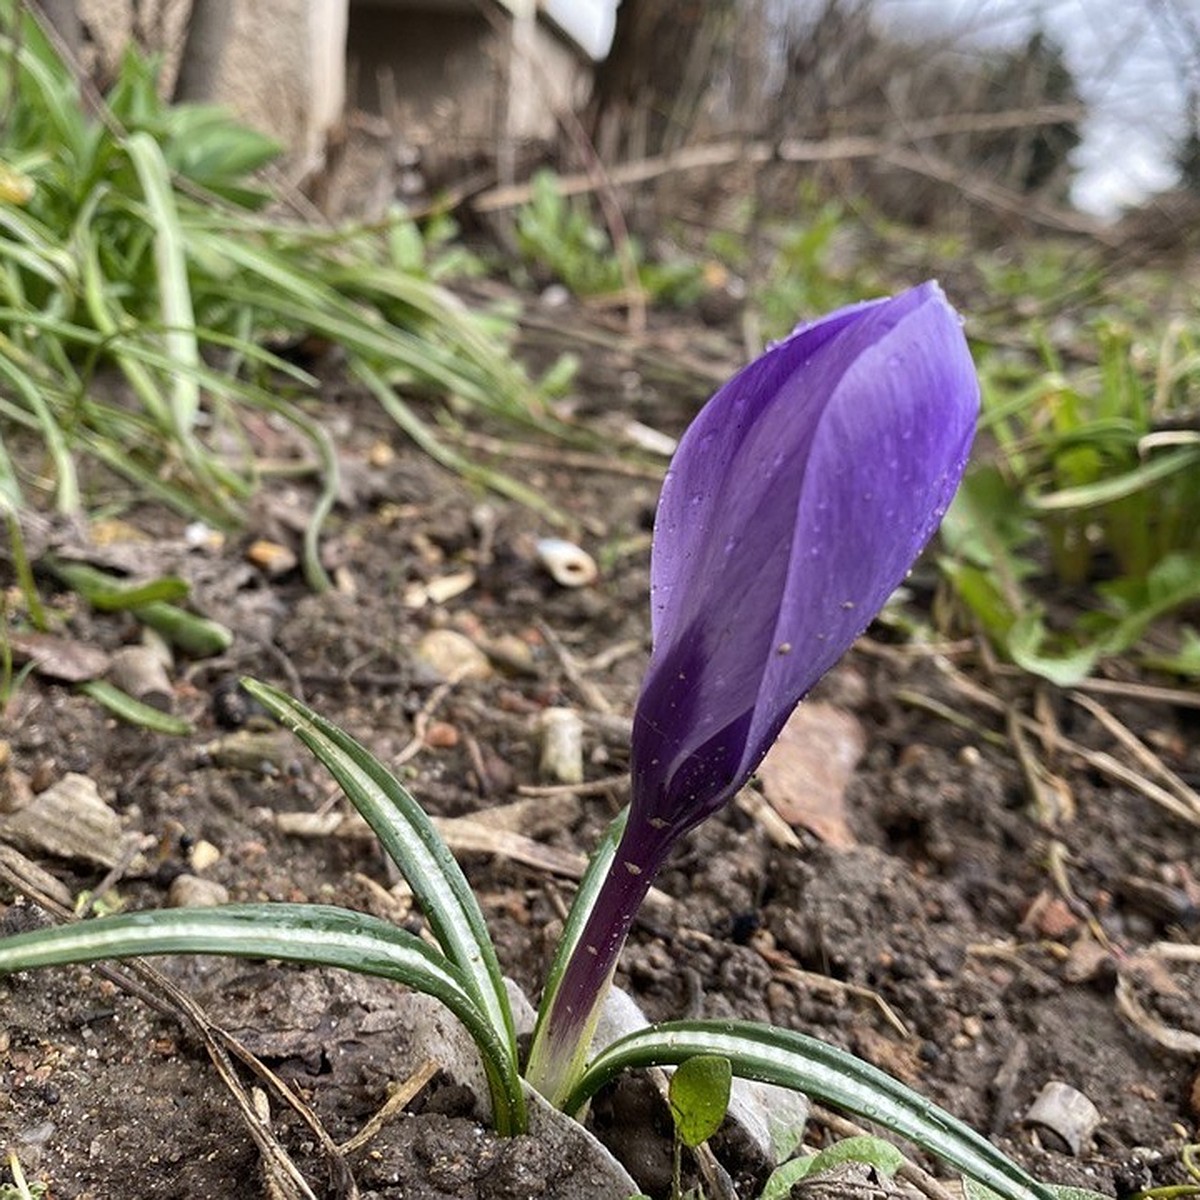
[1,0,1198,688]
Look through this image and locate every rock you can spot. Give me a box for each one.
[245,538,298,577]
[0,741,33,814]
[167,874,230,908]
[0,772,133,868]
[424,721,460,749]
[414,629,492,681]
[201,730,294,774]
[187,839,222,872]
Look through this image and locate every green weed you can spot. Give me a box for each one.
[0,4,561,592]
[514,170,704,305]
[944,316,1200,683]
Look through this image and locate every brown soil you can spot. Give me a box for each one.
[1,310,1198,1200]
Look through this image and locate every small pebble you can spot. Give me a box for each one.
[414,629,491,681]
[539,707,584,785]
[188,839,221,872]
[424,721,460,749]
[167,874,229,908]
[367,440,395,467]
[246,539,298,577]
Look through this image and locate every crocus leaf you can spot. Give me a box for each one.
[565,1020,1053,1200]
[0,902,526,1132]
[241,679,519,1073]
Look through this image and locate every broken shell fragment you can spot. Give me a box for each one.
[539,707,584,785]
[536,538,598,588]
[107,645,174,712]
[1024,1080,1101,1155]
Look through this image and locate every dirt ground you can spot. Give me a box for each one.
[1,305,1198,1200]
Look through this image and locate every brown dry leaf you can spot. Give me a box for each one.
[852,1025,923,1084]
[8,631,110,682]
[756,702,866,849]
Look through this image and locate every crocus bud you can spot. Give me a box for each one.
[632,280,979,841]
[527,282,980,1105]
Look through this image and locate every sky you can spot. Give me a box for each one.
[550,0,1194,218]
[874,0,1195,215]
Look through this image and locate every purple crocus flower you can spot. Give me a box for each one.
[527,282,980,1104]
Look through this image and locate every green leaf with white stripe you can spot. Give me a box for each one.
[240,681,518,1063]
[0,902,524,1134]
[564,1020,1054,1200]
[528,808,627,1058]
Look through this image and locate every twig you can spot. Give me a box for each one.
[768,959,911,1040]
[518,774,631,798]
[394,666,472,766]
[339,1058,439,1155]
[470,126,1112,243]
[536,618,615,715]
[1038,674,1200,712]
[515,307,732,386]
[894,689,1008,747]
[74,835,152,914]
[1068,691,1200,822]
[1149,943,1200,964]
[1114,973,1200,1056]
[454,429,665,480]
[936,660,1200,828]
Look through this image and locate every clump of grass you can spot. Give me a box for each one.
[0,4,562,589]
[514,169,705,305]
[943,314,1200,683]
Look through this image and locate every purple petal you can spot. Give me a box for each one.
[631,282,979,836]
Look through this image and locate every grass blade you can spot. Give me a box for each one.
[0,343,78,511]
[125,131,201,436]
[1030,446,1200,511]
[77,679,192,734]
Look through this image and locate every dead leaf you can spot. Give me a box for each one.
[8,632,110,682]
[756,702,866,849]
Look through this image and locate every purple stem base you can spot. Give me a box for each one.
[527,821,673,1105]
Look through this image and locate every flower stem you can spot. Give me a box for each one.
[525,822,670,1107]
